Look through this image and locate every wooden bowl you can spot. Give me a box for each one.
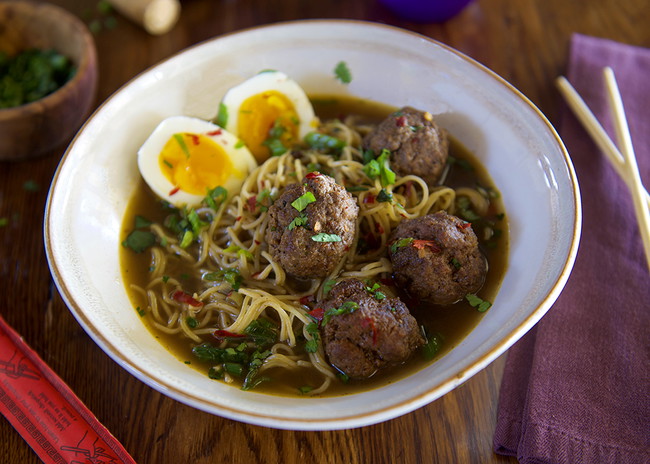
[0,1,98,160]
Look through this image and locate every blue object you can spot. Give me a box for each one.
[379,0,474,23]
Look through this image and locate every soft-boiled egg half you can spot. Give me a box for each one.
[215,70,318,163]
[137,116,257,207]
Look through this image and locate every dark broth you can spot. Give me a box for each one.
[120,96,509,397]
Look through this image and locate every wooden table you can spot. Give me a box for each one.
[1,0,646,462]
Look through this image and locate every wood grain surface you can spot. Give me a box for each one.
[0,0,647,462]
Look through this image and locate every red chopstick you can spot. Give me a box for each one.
[0,315,137,464]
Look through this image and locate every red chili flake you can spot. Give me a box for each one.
[363,194,376,204]
[457,222,472,230]
[169,186,180,196]
[213,329,245,339]
[375,222,384,234]
[308,307,325,321]
[172,290,203,307]
[235,216,242,222]
[246,195,257,211]
[400,213,407,218]
[396,116,407,127]
[344,245,350,251]
[299,295,314,306]
[188,133,200,145]
[306,171,321,179]
[361,317,378,345]
[251,271,262,279]
[412,239,441,253]
[254,240,261,245]
[206,129,222,136]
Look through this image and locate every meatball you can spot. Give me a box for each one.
[320,279,425,379]
[363,106,449,185]
[266,173,358,279]
[389,211,487,305]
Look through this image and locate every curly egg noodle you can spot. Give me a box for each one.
[128,116,487,396]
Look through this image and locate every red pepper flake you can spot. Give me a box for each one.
[361,317,378,345]
[213,329,245,339]
[299,295,314,306]
[306,171,321,179]
[375,222,384,234]
[251,271,262,279]
[169,186,180,196]
[412,239,441,253]
[246,195,257,211]
[172,290,203,307]
[308,307,325,321]
[235,216,242,222]
[206,129,222,136]
[396,116,407,127]
[457,222,472,230]
[254,240,261,245]
[363,194,376,204]
[188,133,200,145]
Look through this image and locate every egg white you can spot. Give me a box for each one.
[137,116,257,207]
[217,70,318,162]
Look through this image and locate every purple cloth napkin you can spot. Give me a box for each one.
[493,34,650,464]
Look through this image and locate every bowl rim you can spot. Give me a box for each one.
[44,19,582,429]
[0,0,97,119]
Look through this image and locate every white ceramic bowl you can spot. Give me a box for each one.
[45,20,581,430]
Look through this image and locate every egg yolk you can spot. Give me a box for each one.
[159,133,238,196]
[237,90,300,162]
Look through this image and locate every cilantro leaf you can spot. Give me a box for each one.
[291,191,316,212]
[288,213,308,230]
[334,61,352,84]
[311,233,341,242]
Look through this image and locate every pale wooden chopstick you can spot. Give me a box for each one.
[556,76,650,208]
[602,67,650,270]
[555,71,650,270]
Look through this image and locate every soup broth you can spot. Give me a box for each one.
[120,95,509,397]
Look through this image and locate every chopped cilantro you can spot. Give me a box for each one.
[291,191,316,212]
[304,132,346,152]
[136,306,146,317]
[288,213,308,230]
[122,222,156,253]
[421,326,443,361]
[186,317,198,328]
[389,237,414,253]
[322,301,359,326]
[311,233,341,242]
[203,268,243,291]
[451,257,461,270]
[334,61,352,84]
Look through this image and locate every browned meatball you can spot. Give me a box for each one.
[320,279,425,379]
[265,173,358,279]
[389,211,487,305]
[363,106,449,186]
